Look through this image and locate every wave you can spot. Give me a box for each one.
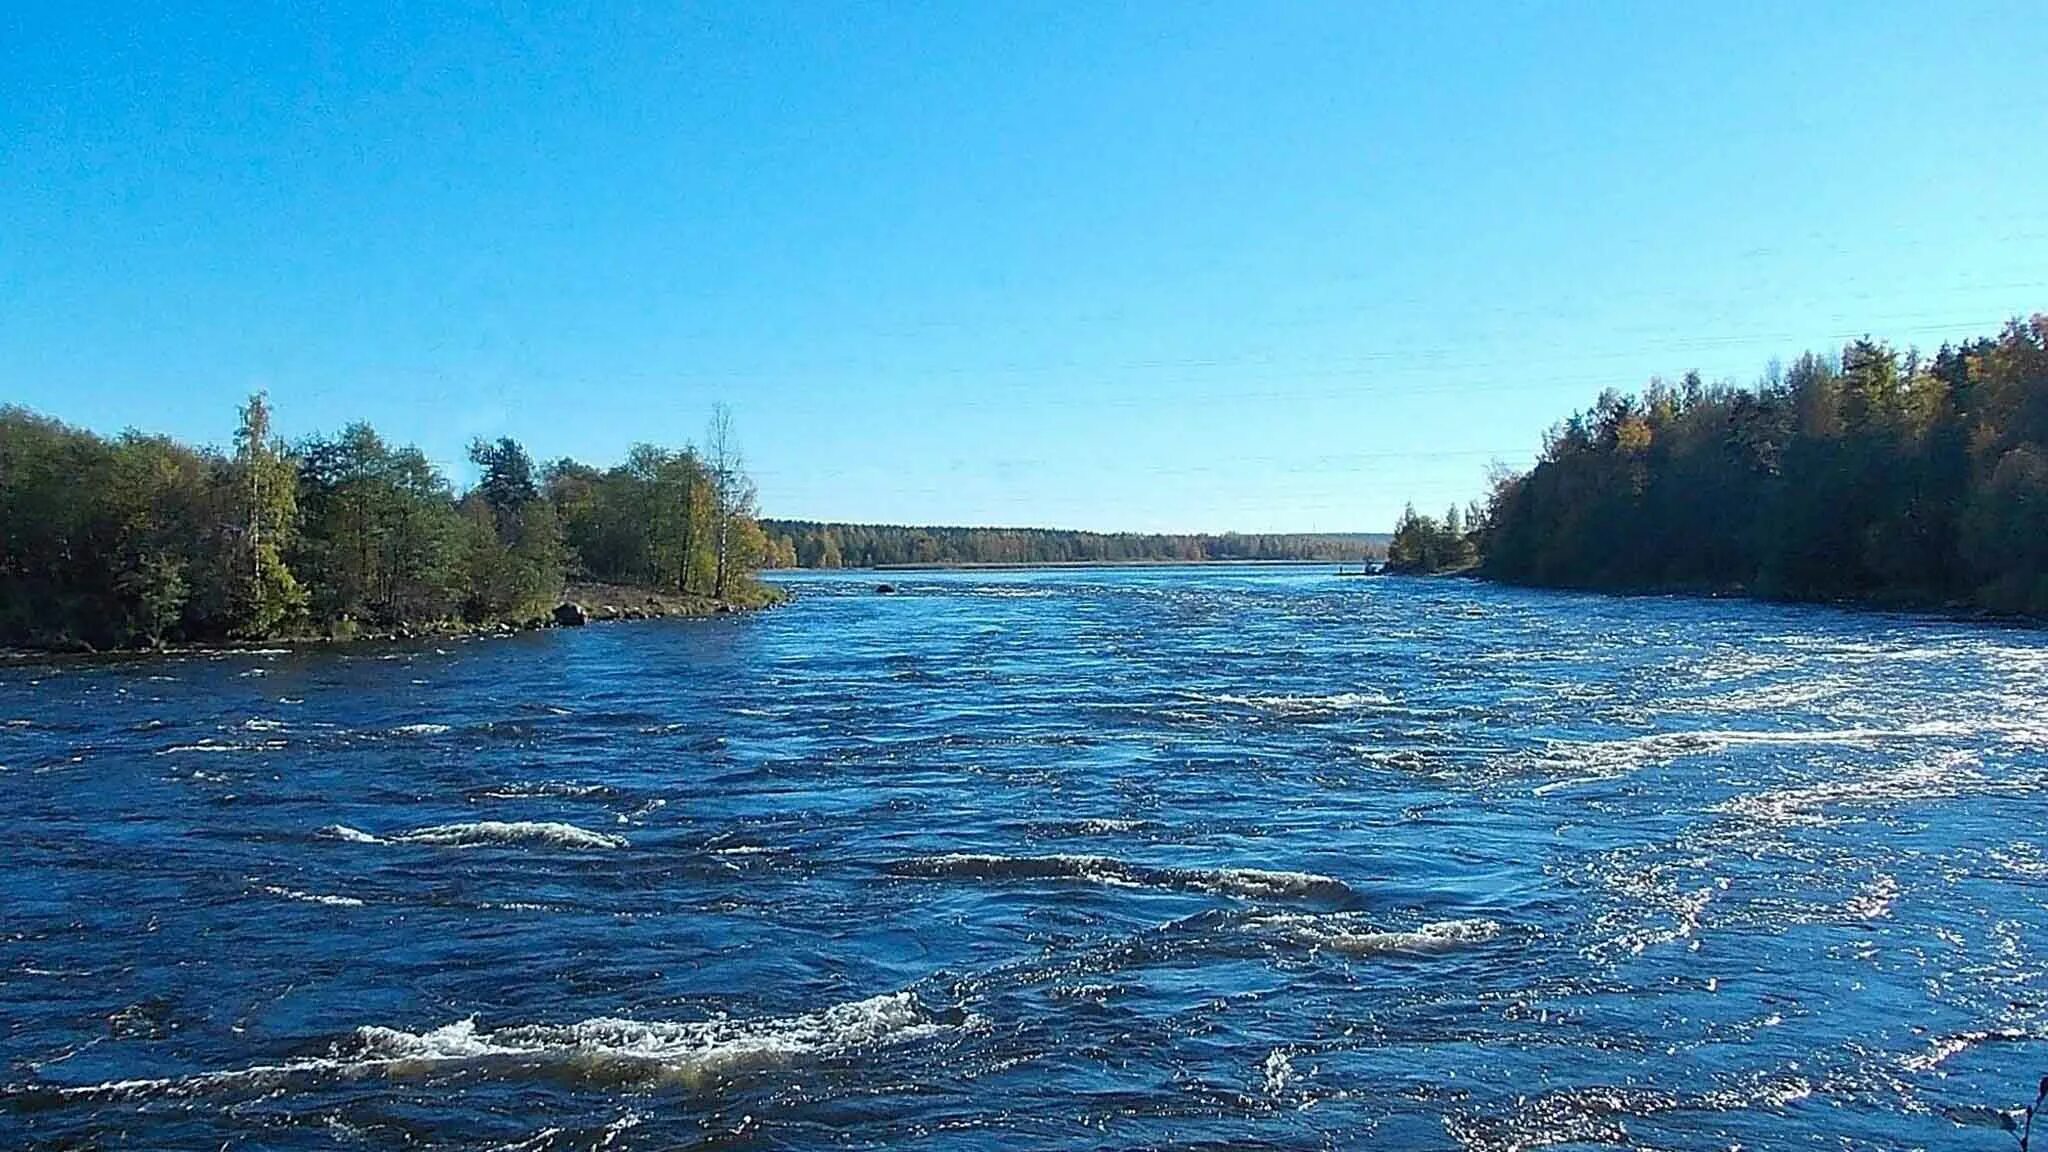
[1443,1074,1815,1151]
[324,824,384,844]
[1027,817,1148,836]
[471,781,613,800]
[389,723,453,736]
[259,885,365,908]
[1245,912,1503,958]
[19,992,961,1102]
[324,821,627,850]
[1073,817,1147,833]
[1184,690,1392,715]
[155,739,285,756]
[1900,1027,2032,1073]
[1324,917,1501,956]
[1526,721,2004,794]
[888,853,1352,902]
[1715,753,2009,827]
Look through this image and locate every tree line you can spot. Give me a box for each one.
[0,396,772,649]
[1395,315,2048,616]
[759,521,1387,568]
[1386,503,1478,574]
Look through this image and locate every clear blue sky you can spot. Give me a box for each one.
[5,3,2045,532]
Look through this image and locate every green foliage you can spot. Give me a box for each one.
[1478,315,2048,616]
[0,410,238,648]
[549,444,718,592]
[759,523,1387,568]
[1386,503,1476,574]
[0,396,772,648]
[226,392,308,637]
[468,436,540,527]
[294,424,466,627]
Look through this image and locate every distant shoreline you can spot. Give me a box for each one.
[780,559,1370,572]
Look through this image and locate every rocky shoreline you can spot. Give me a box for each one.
[1,581,789,656]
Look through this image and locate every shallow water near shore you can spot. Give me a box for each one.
[3,566,2046,1149]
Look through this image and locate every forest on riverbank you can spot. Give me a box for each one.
[0,397,776,650]
[1394,315,2048,616]
[761,521,1385,568]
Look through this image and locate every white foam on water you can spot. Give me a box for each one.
[1900,1027,2032,1073]
[259,885,366,908]
[324,821,623,850]
[1263,1049,1293,1095]
[896,853,1148,889]
[1323,918,1502,957]
[1716,752,2006,827]
[474,781,611,799]
[323,825,385,844]
[889,853,1351,901]
[155,739,286,756]
[38,992,957,1100]
[1249,912,1504,958]
[1072,818,1147,834]
[1188,690,1392,715]
[1198,867,1348,900]
[1529,721,1983,792]
[389,723,453,736]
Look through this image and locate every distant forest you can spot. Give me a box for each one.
[761,521,1387,568]
[1392,315,2048,616]
[0,397,774,650]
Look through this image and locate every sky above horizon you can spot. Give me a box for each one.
[5,3,2046,533]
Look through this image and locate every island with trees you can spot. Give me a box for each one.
[1394,315,2048,618]
[0,396,779,651]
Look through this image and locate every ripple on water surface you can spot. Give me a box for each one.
[1,567,2045,1150]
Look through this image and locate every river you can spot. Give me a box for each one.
[3,567,2045,1149]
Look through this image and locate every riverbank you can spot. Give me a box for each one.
[0,581,788,656]
[1474,569,2044,628]
[562,579,787,622]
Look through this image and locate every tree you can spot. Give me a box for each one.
[468,436,539,537]
[705,404,749,599]
[228,392,306,636]
[1476,315,2048,615]
[0,392,778,646]
[297,424,466,628]
[1384,503,1474,575]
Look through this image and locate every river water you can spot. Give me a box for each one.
[3,567,2046,1149]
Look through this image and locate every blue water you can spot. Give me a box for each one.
[3,567,2046,1150]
